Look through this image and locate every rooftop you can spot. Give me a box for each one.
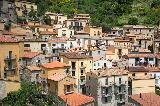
[48,73,67,81]
[39,31,57,35]
[128,66,149,72]
[27,66,41,71]
[48,37,67,43]
[59,93,94,106]
[0,36,18,43]
[129,93,160,106]
[60,52,92,59]
[23,52,40,59]
[42,61,69,69]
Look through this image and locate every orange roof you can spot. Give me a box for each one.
[42,61,69,69]
[0,36,18,43]
[129,93,160,106]
[39,31,57,35]
[48,73,67,81]
[127,54,156,58]
[27,66,41,71]
[48,37,67,43]
[23,52,40,58]
[59,93,94,106]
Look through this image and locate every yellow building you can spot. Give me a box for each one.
[128,66,155,95]
[48,73,76,96]
[84,26,102,37]
[15,1,37,17]
[60,52,93,93]
[0,36,24,99]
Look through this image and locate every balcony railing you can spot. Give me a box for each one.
[102,93,112,97]
[4,56,16,61]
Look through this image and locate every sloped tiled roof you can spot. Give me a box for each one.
[59,93,94,106]
[27,66,41,71]
[48,37,67,43]
[60,52,92,59]
[39,31,57,35]
[48,73,67,81]
[42,61,69,69]
[23,52,40,59]
[128,66,149,72]
[127,53,156,58]
[0,36,18,43]
[129,93,160,106]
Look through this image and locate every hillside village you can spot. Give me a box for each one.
[0,0,160,106]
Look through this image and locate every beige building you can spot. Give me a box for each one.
[84,26,102,37]
[128,67,155,95]
[0,36,23,99]
[86,68,128,106]
[60,52,93,93]
[48,73,76,96]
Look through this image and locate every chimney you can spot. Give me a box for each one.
[140,93,142,98]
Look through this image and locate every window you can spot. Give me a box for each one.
[52,44,56,46]
[81,70,83,75]
[72,71,75,76]
[61,44,64,48]
[94,63,96,66]
[98,63,100,66]
[52,50,55,53]
[66,85,70,92]
[104,63,106,67]
[81,62,83,67]
[98,51,100,54]
[119,87,121,92]
[113,32,115,34]
[24,44,30,47]
[105,88,108,94]
[132,73,135,76]
[145,73,147,75]
[88,76,90,80]
[149,58,153,61]
[119,78,122,84]
[66,69,69,74]
[90,61,92,63]
[59,17,61,19]
[105,97,108,103]
[105,78,108,85]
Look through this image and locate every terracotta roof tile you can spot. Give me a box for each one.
[23,52,40,58]
[59,93,94,106]
[60,52,92,59]
[39,31,57,35]
[27,66,41,71]
[48,37,67,43]
[128,66,149,72]
[129,93,160,106]
[127,53,156,58]
[42,61,69,69]
[0,36,18,42]
[48,73,67,81]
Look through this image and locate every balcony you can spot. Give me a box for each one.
[102,93,112,97]
[79,80,86,85]
[5,66,16,71]
[117,99,125,104]
[101,82,113,88]
[4,56,16,61]
[115,81,127,86]
[80,65,86,69]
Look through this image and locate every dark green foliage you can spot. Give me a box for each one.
[27,0,160,28]
[128,17,138,25]
[17,17,27,24]
[43,15,52,25]
[2,82,64,106]
[4,20,12,31]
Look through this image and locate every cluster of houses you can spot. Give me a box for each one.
[0,0,160,106]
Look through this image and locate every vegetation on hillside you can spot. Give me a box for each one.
[27,0,160,28]
[2,82,65,106]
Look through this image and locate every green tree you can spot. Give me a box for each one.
[2,82,65,106]
[128,17,138,25]
[43,15,52,25]
[4,20,12,31]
